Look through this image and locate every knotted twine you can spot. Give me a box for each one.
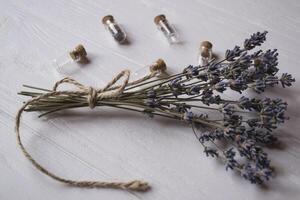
[15,59,166,191]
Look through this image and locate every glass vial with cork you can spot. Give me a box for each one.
[53,44,87,74]
[102,15,127,44]
[154,14,179,44]
[133,59,168,80]
[198,41,213,66]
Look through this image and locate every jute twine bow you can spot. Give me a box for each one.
[15,59,167,191]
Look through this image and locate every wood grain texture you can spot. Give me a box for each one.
[0,0,300,199]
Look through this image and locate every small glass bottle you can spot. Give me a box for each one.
[53,44,87,74]
[133,59,167,81]
[198,41,213,66]
[102,15,127,44]
[154,14,179,44]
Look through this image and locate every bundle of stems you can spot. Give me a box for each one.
[18,31,295,186]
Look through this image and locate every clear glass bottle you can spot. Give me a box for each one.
[102,15,127,44]
[53,44,87,74]
[154,14,179,44]
[198,41,213,66]
[133,59,168,86]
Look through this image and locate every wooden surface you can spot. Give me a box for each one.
[1,0,300,199]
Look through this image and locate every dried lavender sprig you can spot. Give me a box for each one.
[19,31,295,185]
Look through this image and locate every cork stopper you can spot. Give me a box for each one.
[102,15,114,24]
[200,41,213,58]
[201,41,213,50]
[69,44,87,61]
[150,58,167,73]
[154,14,166,25]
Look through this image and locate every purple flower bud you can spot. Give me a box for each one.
[203,147,219,157]
[244,31,268,50]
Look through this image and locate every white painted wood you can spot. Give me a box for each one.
[1,0,300,199]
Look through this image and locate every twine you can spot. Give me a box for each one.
[15,60,167,191]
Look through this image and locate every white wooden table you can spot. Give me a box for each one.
[1,0,300,199]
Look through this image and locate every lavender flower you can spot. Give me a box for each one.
[145,90,158,107]
[201,89,214,105]
[169,77,183,90]
[224,115,242,127]
[280,73,295,88]
[171,104,191,113]
[183,111,194,123]
[184,65,199,77]
[244,31,268,50]
[230,78,248,93]
[264,75,279,87]
[169,77,183,97]
[203,147,219,157]
[147,90,156,98]
[220,103,236,115]
[214,81,227,93]
[241,163,272,184]
[199,131,215,143]
[145,98,158,108]
[260,49,279,74]
[224,148,239,170]
[225,46,243,61]
[253,79,266,93]
[199,133,210,143]
[238,96,252,110]
[237,139,256,157]
[212,129,225,139]
[237,52,252,66]
[197,72,208,81]
[188,85,201,95]
[252,130,277,145]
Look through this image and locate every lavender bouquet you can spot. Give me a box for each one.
[18,31,295,188]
